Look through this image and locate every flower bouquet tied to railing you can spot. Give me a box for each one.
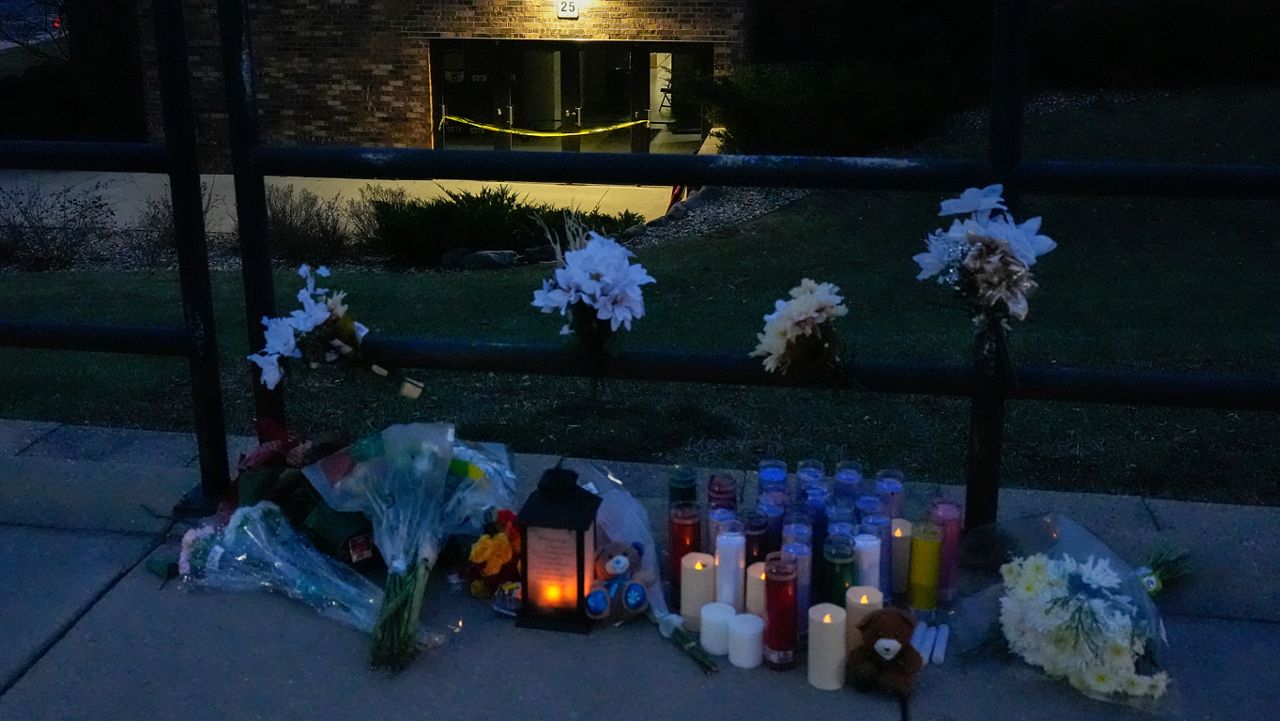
[750,278,849,377]
[531,214,655,358]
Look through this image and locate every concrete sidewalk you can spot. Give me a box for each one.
[0,419,1276,720]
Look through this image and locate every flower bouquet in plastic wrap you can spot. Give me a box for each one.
[952,513,1174,710]
[302,423,516,670]
[179,502,383,633]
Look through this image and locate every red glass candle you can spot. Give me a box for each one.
[763,551,798,670]
[707,473,739,512]
[668,502,701,605]
[929,499,963,603]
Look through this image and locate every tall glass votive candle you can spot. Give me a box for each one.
[853,532,881,591]
[827,521,856,541]
[782,541,812,645]
[707,507,736,550]
[714,520,747,612]
[822,535,858,606]
[763,552,798,670]
[781,507,812,546]
[743,510,770,565]
[908,522,942,613]
[668,502,701,605]
[758,495,786,554]
[707,473,739,512]
[855,494,884,523]
[833,460,864,501]
[874,469,906,519]
[825,496,856,527]
[668,466,697,506]
[797,458,827,488]
[806,486,831,594]
[929,499,963,603]
[758,458,788,497]
[861,514,893,596]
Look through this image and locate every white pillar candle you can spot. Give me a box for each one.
[891,519,913,596]
[806,603,847,690]
[699,602,736,656]
[853,533,881,590]
[910,620,928,653]
[728,613,765,669]
[715,522,746,612]
[919,625,939,666]
[843,585,884,651]
[930,624,950,665]
[745,561,767,617]
[680,552,715,632]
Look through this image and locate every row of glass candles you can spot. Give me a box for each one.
[666,460,962,684]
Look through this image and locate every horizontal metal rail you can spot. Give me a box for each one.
[0,140,170,174]
[363,337,1280,413]
[0,321,191,357]
[253,145,1280,199]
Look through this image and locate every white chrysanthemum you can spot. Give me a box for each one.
[530,232,654,332]
[1078,555,1123,590]
[247,351,283,389]
[939,184,1007,219]
[750,278,848,373]
[261,316,300,358]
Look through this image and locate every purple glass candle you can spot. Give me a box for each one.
[875,469,906,519]
[707,473,739,512]
[929,499,964,603]
[743,510,770,565]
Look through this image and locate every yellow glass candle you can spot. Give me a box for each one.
[843,585,884,651]
[806,603,847,690]
[680,552,716,631]
[907,522,942,611]
[745,561,767,617]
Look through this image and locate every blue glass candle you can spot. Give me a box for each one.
[827,520,856,541]
[855,494,884,523]
[861,514,893,596]
[796,458,826,488]
[825,496,855,526]
[758,458,789,497]
[782,541,812,645]
[875,469,906,519]
[781,507,812,547]
[805,486,830,597]
[833,460,864,501]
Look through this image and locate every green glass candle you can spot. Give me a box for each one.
[668,466,697,506]
[822,536,858,605]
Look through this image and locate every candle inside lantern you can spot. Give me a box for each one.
[928,499,963,603]
[763,552,797,670]
[908,522,942,612]
[844,585,884,651]
[715,520,746,612]
[781,541,812,644]
[891,519,913,598]
[822,535,858,605]
[742,510,770,566]
[700,602,735,655]
[728,613,765,669]
[874,469,906,519]
[679,552,715,631]
[853,532,881,592]
[745,561,767,617]
[807,603,848,690]
[668,502,701,605]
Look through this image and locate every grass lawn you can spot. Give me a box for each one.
[3,86,1279,505]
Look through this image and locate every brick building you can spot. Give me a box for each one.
[140,1,752,166]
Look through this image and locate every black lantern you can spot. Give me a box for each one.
[516,465,601,633]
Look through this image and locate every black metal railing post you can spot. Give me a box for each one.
[153,0,231,509]
[216,0,285,438]
[966,0,1030,529]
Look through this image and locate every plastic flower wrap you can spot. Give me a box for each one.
[952,513,1173,710]
[302,424,516,669]
[531,230,655,354]
[178,502,383,633]
[750,278,849,374]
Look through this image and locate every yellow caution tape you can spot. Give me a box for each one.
[441,114,648,138]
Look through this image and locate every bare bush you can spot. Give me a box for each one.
[262,185,351,263]
[0,183,115,270]
[135,181,221,269]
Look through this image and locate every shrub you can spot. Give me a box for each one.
[135,182,221,268]
[357,184,644,269]
[0,184,116,270]
[261,185,351,263]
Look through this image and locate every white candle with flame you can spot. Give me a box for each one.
[807,603,847,690]
[843,585,884,651]
[680,552,715,631]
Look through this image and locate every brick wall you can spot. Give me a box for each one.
[140,0,749,169]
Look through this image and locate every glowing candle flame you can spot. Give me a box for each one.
[544,585,562,603]
[893,527,903,538]
[695,561,705,571]
[822,613,832,624]
[759,572,767,581]
[860,594,869,604]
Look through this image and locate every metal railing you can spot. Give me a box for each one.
[0,0,229,511]
[215,0,1280,528]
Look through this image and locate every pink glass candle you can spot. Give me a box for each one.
[929,500,963,603]
[763,551,797,670]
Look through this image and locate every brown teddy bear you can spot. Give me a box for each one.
[585,541,655,623]
[847,608,924,721]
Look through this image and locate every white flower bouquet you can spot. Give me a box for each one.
[750,278,849,375]
[954,514,1173,710]
[531,225,655,356]
[247,264,370,390]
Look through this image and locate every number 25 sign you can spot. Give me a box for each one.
[557,0,579,19]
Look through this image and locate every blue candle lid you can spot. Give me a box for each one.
[855,495,884,515]
[875,477,904,494]
[782,541,812,558]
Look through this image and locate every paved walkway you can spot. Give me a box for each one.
[0,419,1276,720]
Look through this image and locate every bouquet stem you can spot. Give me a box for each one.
[668,625,719,674]
[371,559,431,670]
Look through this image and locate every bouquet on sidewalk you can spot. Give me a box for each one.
[179,502,384,634]
[953,514,1174,710]
[302,424,516,670]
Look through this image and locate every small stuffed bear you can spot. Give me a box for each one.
[585,541,654,623]
[847,608,924,721]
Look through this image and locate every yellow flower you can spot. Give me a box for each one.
[469,535,495,565]
[470,532,514,577]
